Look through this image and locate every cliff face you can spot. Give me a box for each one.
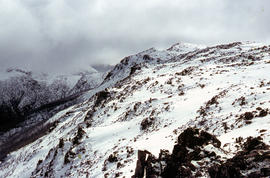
[1,42,270,178]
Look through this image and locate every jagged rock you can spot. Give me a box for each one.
[258,109,268,117]
[140,117,155,130]
[209,137,270,178]
[243,112,254,120]
[177,128,221,149]
[108,153,118,163]
[133,128,222,178]
[145,154,161,177]
[58,138,64,148]
[163,128,221,177]
[143,55,151,60]
[130,65,141,76]
[72,126,85,145]
[132,150,151,178]
[176,66,195,76]
[243,136,266,152]
[95,90,110,107]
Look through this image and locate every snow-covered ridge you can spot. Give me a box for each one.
[0,65,110,90]
[102,42,205,85]
[1,42,270,177]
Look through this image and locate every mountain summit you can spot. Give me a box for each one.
[1,42,270,178]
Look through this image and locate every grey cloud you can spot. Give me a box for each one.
[0,0,269,74]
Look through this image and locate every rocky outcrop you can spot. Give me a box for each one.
[133,128,222,178]
[209,137,270,178]
[133,128,270,178]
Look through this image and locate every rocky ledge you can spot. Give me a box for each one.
[133,128,270,178]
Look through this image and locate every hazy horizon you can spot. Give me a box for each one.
[0,0,269,74]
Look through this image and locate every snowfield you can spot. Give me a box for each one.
[1,42,270,177]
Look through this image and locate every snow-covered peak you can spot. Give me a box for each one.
[167,42,206,54]
[101,42,204,85]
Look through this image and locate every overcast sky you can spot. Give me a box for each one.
[0,0,269,74]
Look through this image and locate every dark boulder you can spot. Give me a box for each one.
[243,112,254,120]
[258,109,268,117]
[177,128,221,149]
[143,55,151,60]
[130,65,141,76]
[94,90,110,107]
[243,136,266,152]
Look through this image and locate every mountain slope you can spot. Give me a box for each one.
[0,65,112,161]
[0,65,112,134]
[1,42,270,177]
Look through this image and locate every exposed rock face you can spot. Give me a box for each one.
[133,150,148,178]
[133,129,270,178]
[133,128,223,178]
[94,90,110,107]
[132,149,170,178]
[209,137,270,178]
[162,128,221,178]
